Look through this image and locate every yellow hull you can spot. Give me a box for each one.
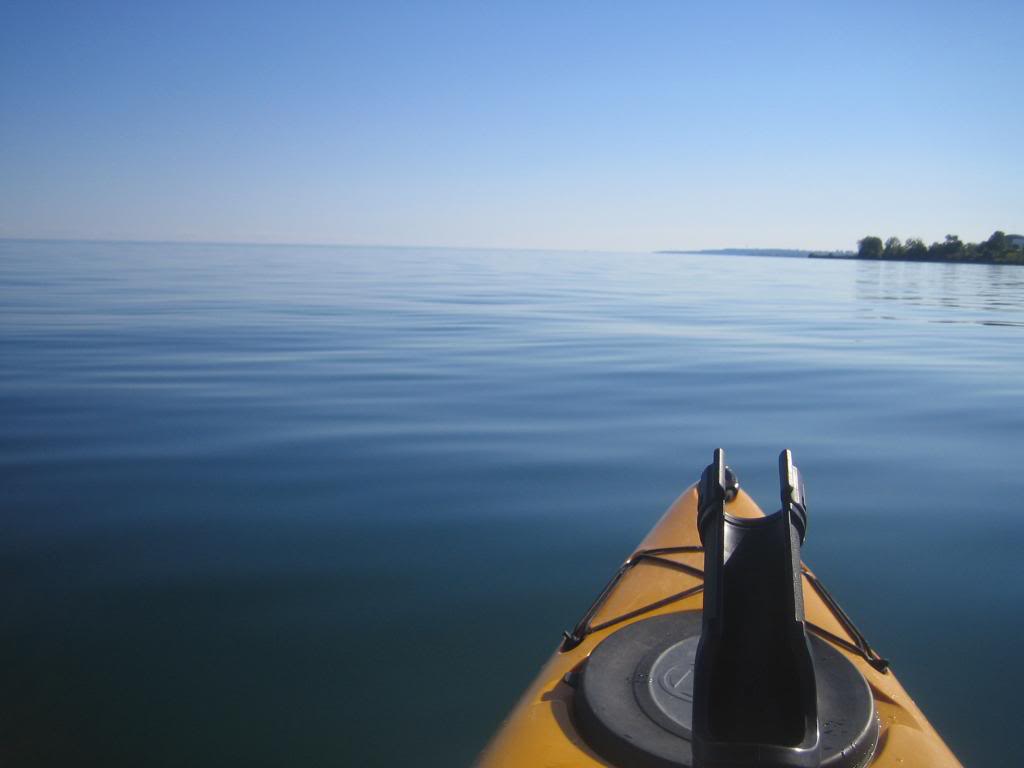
[477,486,960,767]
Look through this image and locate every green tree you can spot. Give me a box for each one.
[986,230,1007,252]
[926,236,962,258]
[943,234,964,256]
[858,236,883,259]
[883,237,903,259]
[904,238,927,259]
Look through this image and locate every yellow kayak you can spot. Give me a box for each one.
[477,450,961,768]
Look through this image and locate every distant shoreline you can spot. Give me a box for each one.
[656,248,815,258]
[843,231,1024,266]
[810,252,1024,266]
[661,232,1024,266]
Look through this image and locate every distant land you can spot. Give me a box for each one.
[811,231,1024,266]
[656,248,829,258]
[662,231,1024,266]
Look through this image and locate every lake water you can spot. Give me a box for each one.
[2,240,1022,766]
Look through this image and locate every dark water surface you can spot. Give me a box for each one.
[2,240,1022,766]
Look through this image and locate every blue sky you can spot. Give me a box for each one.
[1,1,1021,250]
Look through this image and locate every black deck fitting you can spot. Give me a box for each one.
[692,448,822,768]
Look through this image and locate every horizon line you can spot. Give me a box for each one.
[0,235,832,254]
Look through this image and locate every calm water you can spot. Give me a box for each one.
[2,241,1022,766]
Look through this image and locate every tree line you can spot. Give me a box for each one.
[856,231,1023,264]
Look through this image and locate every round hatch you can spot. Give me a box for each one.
[574,612,879,768]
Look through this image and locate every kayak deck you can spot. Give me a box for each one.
[477,486,960,768]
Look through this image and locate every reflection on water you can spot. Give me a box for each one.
[1,241,1022,767]
[855,259,1024,326]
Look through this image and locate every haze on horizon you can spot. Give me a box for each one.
[1,1,1021,253]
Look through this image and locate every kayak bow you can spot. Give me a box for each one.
[477,450,960,768]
